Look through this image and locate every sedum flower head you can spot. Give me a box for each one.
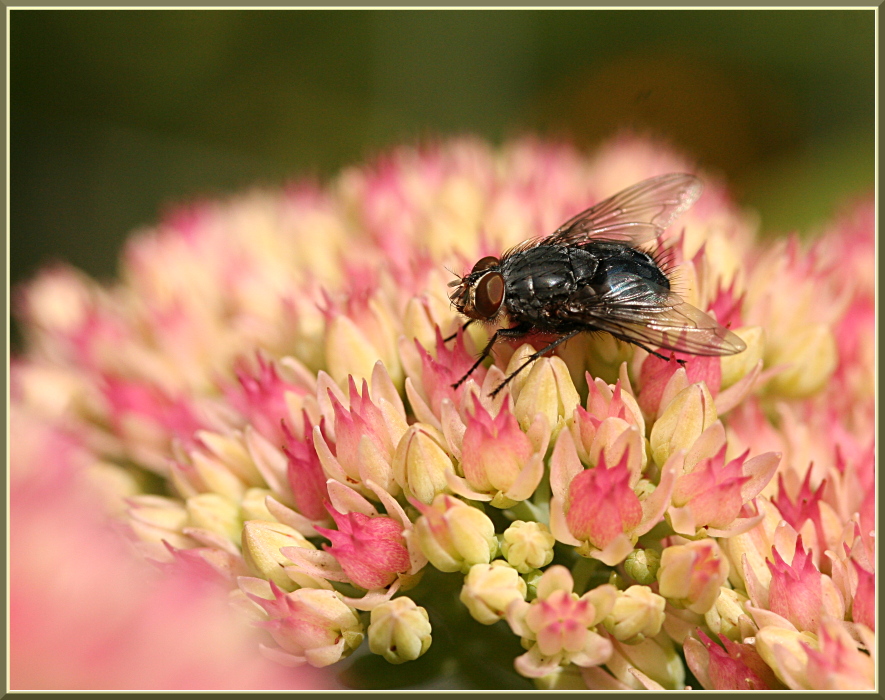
[11,136,874,690]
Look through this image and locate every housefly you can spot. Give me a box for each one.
[447,173,746,397]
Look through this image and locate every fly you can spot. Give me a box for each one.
[447,173,746,397]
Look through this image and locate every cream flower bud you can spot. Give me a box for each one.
[84,462,141,516]
[511,350,580,432]
[719,326,764,389]
[754,626,815,689]
[393,423,453,504]
[766,323,837,398]
[239,487,276,522]
[241,520,315,591]
[624,548,661,585]
[368,597,432,664]
[186,492,241,541]
[704,586,750,640]
[501,521,556,573]
[607,633,684,689]
[460,561,528,625]
[603,585,666,644]
[126,495,195,553]
[657,539,729,614]
[649,382,717,467]
[412,494,497,573]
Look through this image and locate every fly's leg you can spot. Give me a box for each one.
[451,324,531,390]
[442,319,474,344]
[489,330,581,398]
[621,338,686,367]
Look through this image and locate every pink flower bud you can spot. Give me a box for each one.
[685,630,781,690]
[851,561,874,631]
[246,581,364,667]
[657,539,729,614]
[802,618,875,689]
[413,330,487,419]
[670,445,751,531]
[224,352,310,448]
[328,377,397,484]
[461,395,532,492]
[281,417,329,523]
[766,537,823,632]
[456,395,545,506]
[315,507,411,591]
[565,453,642,551]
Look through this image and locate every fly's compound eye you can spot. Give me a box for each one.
[472,271,505,318]
[471,256,500,274]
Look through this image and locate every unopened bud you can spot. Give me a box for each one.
[241,519,315,591]
[186,493,241,541]
[413,494,497,573]
[704,586,750,640]
[603,585,666,644]
[460,561,527,625]
[501,520,555,573]
[624,548,661,585]
[368,597,432,664]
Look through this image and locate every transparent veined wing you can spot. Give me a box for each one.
[546,173,703,249]
[560,273,745,356]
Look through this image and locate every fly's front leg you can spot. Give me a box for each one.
[489,330,581,398]
[442,319,474,344]
[451,323,531,390]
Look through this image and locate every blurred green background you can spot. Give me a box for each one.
[11,9,874,289]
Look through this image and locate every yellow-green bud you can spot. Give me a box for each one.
[501,521,556,573]
[767,323,838,398]
[368,597,432,664]
[624,548,661,585]
[522,568,544,601]
[657,540,729,614]
[460,561,528,625]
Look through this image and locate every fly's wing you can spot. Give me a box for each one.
[563,275,746,356]
[547,173,703,249]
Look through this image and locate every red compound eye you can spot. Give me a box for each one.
[473,271,505,318]
[471,256,499,274]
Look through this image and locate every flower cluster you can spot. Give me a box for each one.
[11,136,874,689]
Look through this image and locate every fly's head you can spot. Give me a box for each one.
[448,255,506,321]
